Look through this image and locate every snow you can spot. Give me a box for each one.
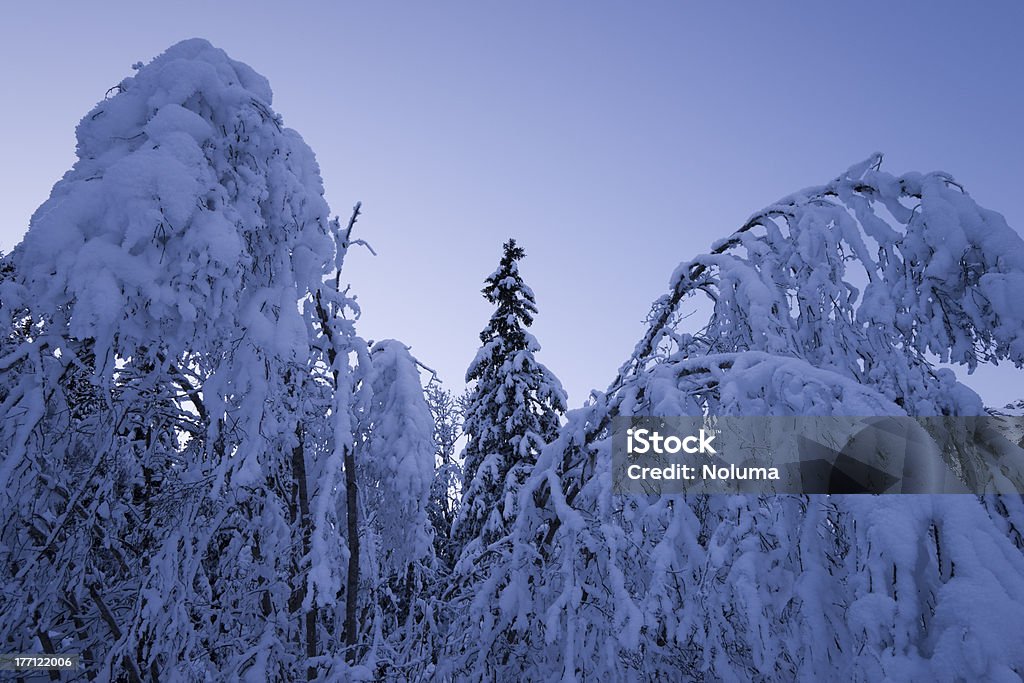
[3,38,1024,681]
[443,157,1024,680]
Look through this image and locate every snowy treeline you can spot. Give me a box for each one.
[2,39,1024,681]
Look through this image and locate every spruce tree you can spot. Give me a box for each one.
[452,239,566,554]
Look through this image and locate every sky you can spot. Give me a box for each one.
[1,2,1022,407]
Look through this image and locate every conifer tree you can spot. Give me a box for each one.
[452,239,566,554]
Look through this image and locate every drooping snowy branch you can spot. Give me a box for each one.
[443,158,1024,681]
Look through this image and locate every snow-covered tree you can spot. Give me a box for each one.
[443,157,1024,681]
[441,239,567,679]
[425,380,464,571]
[452,239,567,554]
[6,36,1024,681]
[307,339,439,680]
[0,39,410,680]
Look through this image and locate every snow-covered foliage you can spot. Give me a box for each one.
[0,40,434,680]
[442,239,568,677]
[442,158,1024,681]
[452,239,567,556]
[425,380,464,570]
[316,339,440,680]
[359,341,435,581]
[4,38,1024,682]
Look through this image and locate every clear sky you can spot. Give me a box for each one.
[2,1,1022,407]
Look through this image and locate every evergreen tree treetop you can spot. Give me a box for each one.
[472,238,536,353]
[454,238,565,550]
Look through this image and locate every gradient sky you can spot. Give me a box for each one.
[2,2,1022,407]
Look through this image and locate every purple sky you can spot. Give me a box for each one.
[2,2,1022,407]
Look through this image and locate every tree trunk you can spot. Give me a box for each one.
[289,422,319,679]
[344,443,359,664]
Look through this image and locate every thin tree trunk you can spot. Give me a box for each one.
[289,422,319,680]
[343,443,359,664]
[35,626,61,681]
